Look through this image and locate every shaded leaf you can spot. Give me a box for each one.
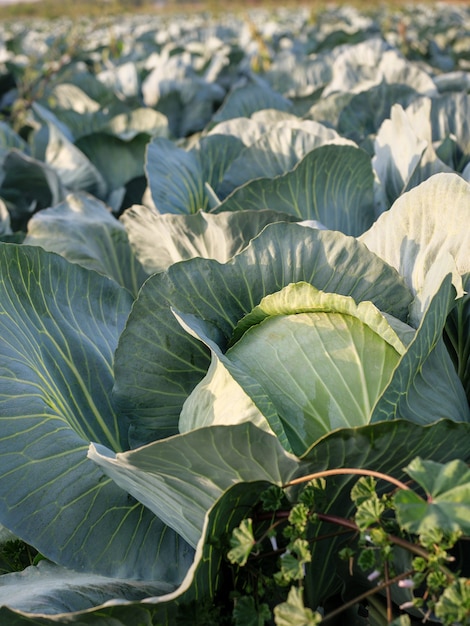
[24,193,146,295]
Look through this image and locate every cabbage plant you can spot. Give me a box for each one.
[0,174,468,622]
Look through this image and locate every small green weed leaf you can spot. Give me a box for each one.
[260,485,286,512]
[298,478,327,509]
[355,497,385,531]
[394,458,470,534]
[405,457,470,498]
[288,504,310,533]
[233,596,271,626]
[228,518,256,566]
[277,539,312,583]
[291,539,312,565]
[357,548,377,572]
[434,578,470,625]
[351,476,377,506]
[277,554,305,583]
[273,586,321,625]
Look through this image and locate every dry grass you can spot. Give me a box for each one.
[0,0,466,21]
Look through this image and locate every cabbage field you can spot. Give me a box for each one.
[0,2,469,625]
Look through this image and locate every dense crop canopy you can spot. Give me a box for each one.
[0,3,469,623]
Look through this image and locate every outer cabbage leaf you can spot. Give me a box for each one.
[0,478,269,624]
[47,84,101,115]
[89,423,298,548]
[370,273,469,423]
[215,144,375,236]
[97,61,139,100]
[38,120,107,199]
[337,82,418,144]
[0,150,64,229]
[2,418,469,621]
[142,57,225,136]
[44,104,169,143]
[217,120,354,199]
[210,78,292,125]
[0,245,193,581]
[24,193,147,296]
[265,51,332,98]
[0,561,173,615]
[207,111,296,146]
[0,121,29,153]
[445,273,470,401]
[360,173,469,300]
[373,102,454,212]
[145,134,244,214]
[373,104,428,211]
[75,132,148,195]
[306,92,355,131]
[323,38,436,98]
[120,207,298,275]
[360,173,470,397]
[0,198,11,237]
[406,92,470,170]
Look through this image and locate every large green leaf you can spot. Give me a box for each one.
[337,81,418,144]
[0,480,269,624]
[113,222,413,446]
[0,604,156,626]
[24,193,147,296]
[216,120,353,199]
[207,111,296,147]
[406,92,470,169]
[142,62,225,136]
[371,274,470,424]
[75,132,148,192]
[120,207,298,275]
[145,134,244,215]
[215,144,375,236]
[0,150,64,228]
[0,121,29,153]
[372,104,427,211]
[323,39,436,98]
[359,173,470,301]
[31,107,107,199]
[47,83,101,115]
[360,173,470,397]
[445,273,470,401]
[89,423,298,548]
[0,561,173,616]
[372,104,452,212]
[0,244,193,580]
[265,51,332,98]
[197,134,247,193]
[146,137,205,214]
[210,79,292,125]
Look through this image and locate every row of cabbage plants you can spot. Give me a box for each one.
[0,3,469,625]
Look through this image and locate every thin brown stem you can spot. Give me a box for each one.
[321,569,415,623]
[384,560,392,623]
[284,468,411,492]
